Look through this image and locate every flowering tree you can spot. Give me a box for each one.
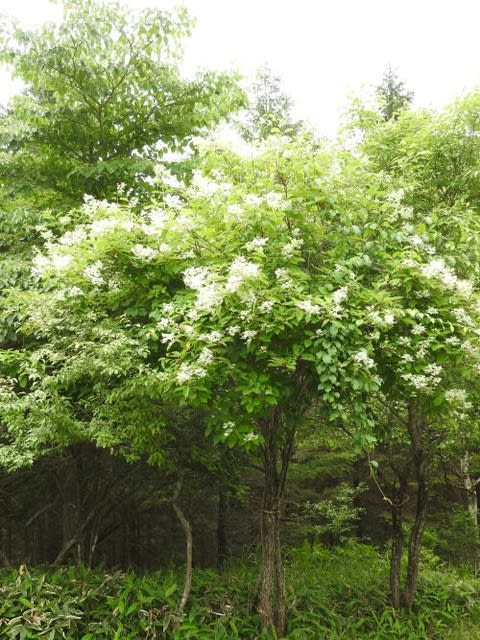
[2,131,480,632]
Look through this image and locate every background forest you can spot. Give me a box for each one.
[1,1,480,638]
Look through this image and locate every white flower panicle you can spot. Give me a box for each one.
[259,300,275,313]
[184,266,211,290]
[244,194,263,208]
[176,363,207,384]
[58,227,88,246]
[331,286,348,316]
[142,209,168,235]
[190,170,232,198]
[282,237,304,258]
[198,347,214,365]
[83,261,105,286]
[163,194,183,210]
[353,350,375,369]
[225,257,261,293]
[264,191,289,210]
[245,237,268,252]
[402,363,442,391]
[227,204,243,217]
[296,300,321,315]
[421,258,473,297]
[131,244,157,261]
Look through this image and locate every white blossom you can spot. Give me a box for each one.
[225,257,260,293]
[196,283,223,312]
[131,244,157,261]
[282,237,304,258]
[264,191,288,210]
[245,237,268,252]
[58,228,88,246]
[353,349,375,369]
[332,287,348,305]
[184,266,211,290]
[227,204,243,217]
[242,329,257,343]
[260,300,275,313]
[176,363,207,383]
[164,194,183,210]
[244,194,262,207]
[226,325,241,336]
[296,300,321,315]
[199,331,224,344]
[411,324,426,335]
[198,347,214,365]
[83,261,104,286]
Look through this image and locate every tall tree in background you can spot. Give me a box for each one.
[0,0,245,204]
[376,65,414,121]
[238,63,302,142]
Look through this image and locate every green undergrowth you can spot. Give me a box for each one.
[0,542,479,639]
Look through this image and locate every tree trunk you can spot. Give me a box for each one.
[403,405,427,610]
[172,470,193,617]
[390,494,404,610]
[258,409,294,638]
[460,451,480,570]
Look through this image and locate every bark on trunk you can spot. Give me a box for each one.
[403,405,427,610]
[172,470,193,617]
[460,451,480,570]
[390,494,404,610]
[258,409,294,638]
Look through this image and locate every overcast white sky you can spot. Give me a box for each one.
[1,0,479,136]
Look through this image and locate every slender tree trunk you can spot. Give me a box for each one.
[460,451,480,570]
[390,494,404,610]
[258,409,294,638]
[403,405,427,610]
[172,470,193,616]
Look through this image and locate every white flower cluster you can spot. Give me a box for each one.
[275,268,294,290]
[154,165,185,190]
[190,170,232,198]
[421,258,473,297]
[332,286,348,316]
[353,349,375,369]
[131,244,157,261]
[83,261,105,286]
[244,194,263,207]
[368,309,395,327]
[296,300,321,315]
[259,300,275,313]
[199,330,224,344]
[142,209,168,235]
[163,194,183,210]
[245,237,268,252]
[282,237,304,258]
[176,363,207,384]
[32,252,73,276]
[183,266,222,313]
[242,329,257,343]
[227,204,243,217]
[445,388,469,404]
[82,194,119,215]
[58,227,88,246]
[198,347,214,365]
[225,257,260,293]
[222,421,235,436]
[264,191,289,210]
[452,307,474,327]
[402,363,442,391]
